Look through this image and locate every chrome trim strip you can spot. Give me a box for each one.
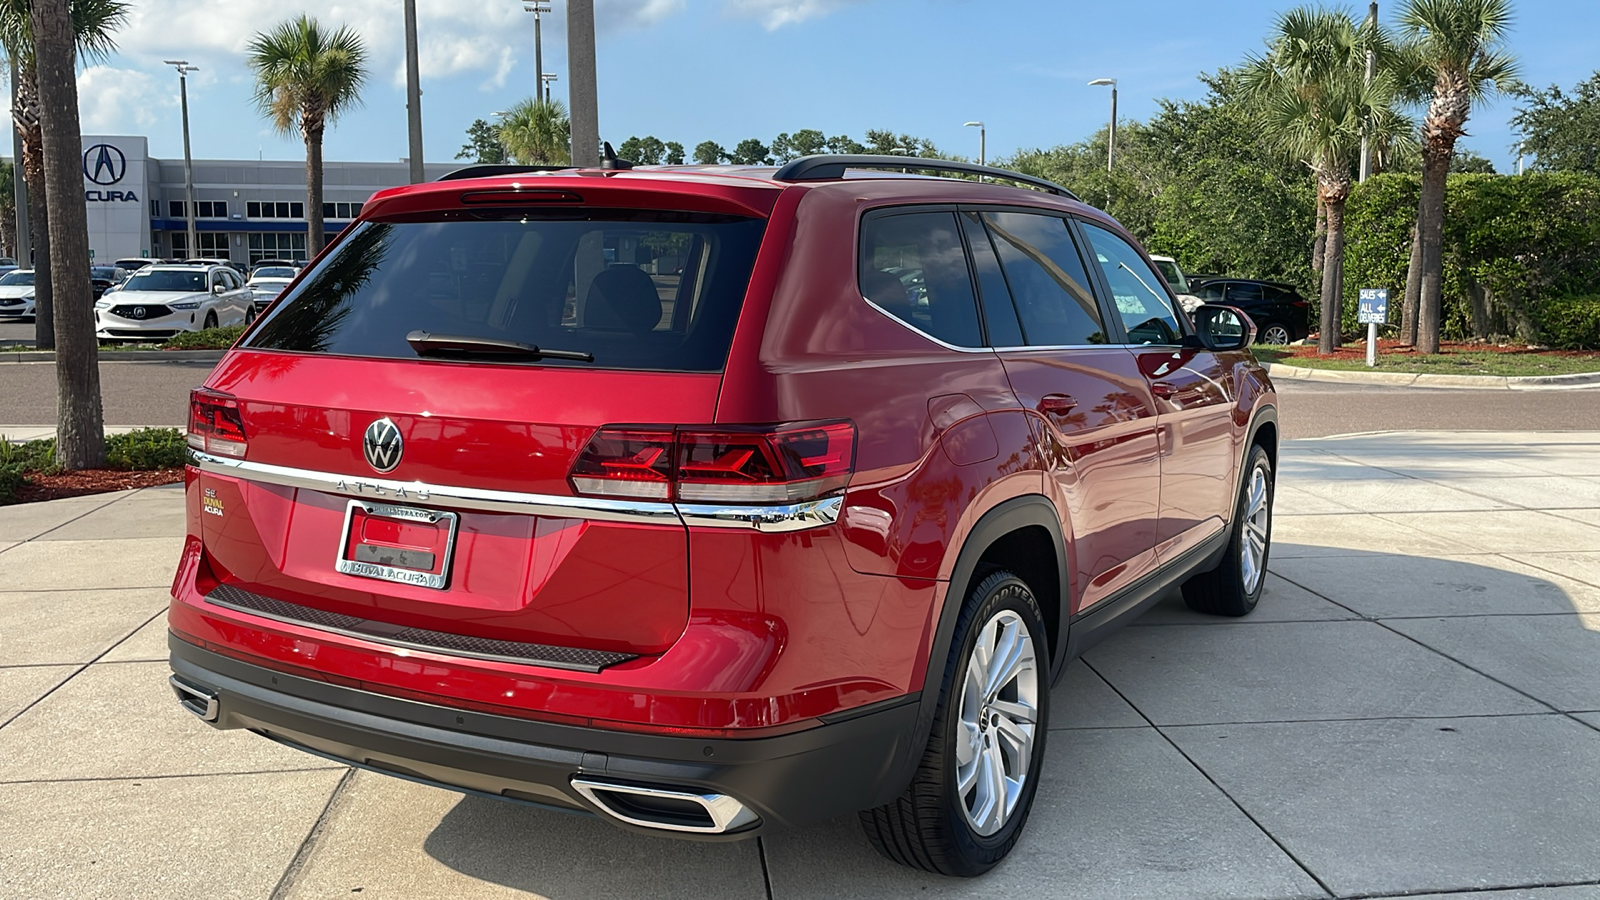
[571,777,760,834]
[190,450,842,533]
[677,496,844,532]
[189,449,680,525]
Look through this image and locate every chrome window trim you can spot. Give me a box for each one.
[859,294,992,354]
[189,450,842,533]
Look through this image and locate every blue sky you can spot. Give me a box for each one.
[28,0,1599,173]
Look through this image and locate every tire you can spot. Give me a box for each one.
[203,311,218,330]
[1183,445,1273,617]
[1259,322,1293,345]
[859,569,1050,876]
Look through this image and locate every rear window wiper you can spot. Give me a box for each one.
[405,330,594,362]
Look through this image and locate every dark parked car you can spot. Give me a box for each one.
[90,265,130,299]
[1190,278,1310,345]
[170,155,1279,877]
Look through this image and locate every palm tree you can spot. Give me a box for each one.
[497,97,571,165]
[247,15,368,255]
[1397,0,1518,354]
[1243,7,1410,354]
[0,0,128,350]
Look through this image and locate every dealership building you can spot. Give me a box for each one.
[74,134,458,266]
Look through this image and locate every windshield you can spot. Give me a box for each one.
[124,270,207,293]
[0,271,35,286]
[250,267,296,280]
[247,212,768,372]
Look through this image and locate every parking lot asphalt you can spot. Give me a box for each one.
[2,431,1600,899]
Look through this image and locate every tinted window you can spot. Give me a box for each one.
[858,211,982,348]
[960,212,1024,347]
[247,212,767,372]
[1080,222,1184,345]
[1196,282,1225,303]
[1227,283,1264,304]
[981,211,1105,346]
[1262,285,1297,304]
[125,270,207,293]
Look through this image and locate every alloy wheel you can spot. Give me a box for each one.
[1262,324,1292,345]
[955,608,1040,837]
[1240,465,1271,594]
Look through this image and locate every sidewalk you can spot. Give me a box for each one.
[2,433,1599,899]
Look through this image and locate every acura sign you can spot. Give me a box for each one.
[83,142,138,203]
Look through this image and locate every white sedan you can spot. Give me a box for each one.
[0,269,36,320]
[95,264,253,342]
[245,265,298,315]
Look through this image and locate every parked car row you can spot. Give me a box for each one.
[1146,255,1311,346]
[94,264,254,341]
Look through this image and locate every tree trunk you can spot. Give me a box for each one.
[1401,221,1422,346]
[1312,196,1326,273]
[32,0,105,469]
[304,117,326,256]
[1416,140,1451,354]
[1319,192,1348,356]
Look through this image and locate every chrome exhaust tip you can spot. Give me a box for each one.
[571,777,759,834]
[170,675,219,723]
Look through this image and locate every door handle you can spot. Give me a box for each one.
[1038,394,1078,415]
[1150,382,1178,400]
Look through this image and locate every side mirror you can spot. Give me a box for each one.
[1193,304,1255,352]
[212,284,227,295]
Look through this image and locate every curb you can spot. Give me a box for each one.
[1264,363,1600,390]
[0,349,226,363]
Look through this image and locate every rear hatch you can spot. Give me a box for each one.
[190,180,773,657]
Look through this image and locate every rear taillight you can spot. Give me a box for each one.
[569,421,855,505]
[188,389,247,459]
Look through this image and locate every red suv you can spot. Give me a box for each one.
[169,155,1277,876]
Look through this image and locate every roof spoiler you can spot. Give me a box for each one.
[437,164,576,182]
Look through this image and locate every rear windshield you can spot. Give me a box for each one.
[246,211,768,372]
[250,267,296,279]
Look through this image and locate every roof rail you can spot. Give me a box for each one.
[771,154,1078,200]
[437,164,576,182]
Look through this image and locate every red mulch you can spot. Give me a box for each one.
[1288,339,1597,361]
[5,468,183,505]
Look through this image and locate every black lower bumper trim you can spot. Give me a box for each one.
[168,635,920,840]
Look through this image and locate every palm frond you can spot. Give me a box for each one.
[246,14,368,135]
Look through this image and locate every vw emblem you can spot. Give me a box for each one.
[363,418,403,473]
[83,143,127,186]
[130,306,147,319]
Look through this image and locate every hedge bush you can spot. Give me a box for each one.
[1343,172,1600,347]
[162,325,245,350]
[1534,295,1600,350]
[0,428,187,503]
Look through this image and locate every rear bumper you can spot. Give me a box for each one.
[168,635,919,840]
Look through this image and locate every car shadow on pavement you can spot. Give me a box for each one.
[415,547,1600,900]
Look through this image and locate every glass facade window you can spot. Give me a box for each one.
[247,232,309,263]
[172,232,231,256]
[247,201,312,220]
[321,201,365,220]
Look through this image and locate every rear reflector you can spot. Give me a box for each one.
[569,421,855,505]
[188,389,247,459]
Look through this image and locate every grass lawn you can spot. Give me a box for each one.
[1252,345,1600,377]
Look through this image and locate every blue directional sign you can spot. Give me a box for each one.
[1358,288,1389,325]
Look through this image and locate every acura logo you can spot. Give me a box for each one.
[130,306,147,319]
[83,143,127,186]
[363,418,403,473]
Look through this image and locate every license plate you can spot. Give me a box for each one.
[335,500,458,590]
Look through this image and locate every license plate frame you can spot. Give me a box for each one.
[335,499,458,590]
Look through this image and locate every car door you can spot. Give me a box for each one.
[966,208,1162,616]
[1076,220,1239,564]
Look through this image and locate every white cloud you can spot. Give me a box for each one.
[76,66,176,133]
[724,0,865,29]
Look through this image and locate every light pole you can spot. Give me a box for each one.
[522,3,552,105]
[403,0,425,183]
[542,72,559,103]
[963,121,985,166]
[1088,79,1117,172]
[165,60,200,261]
[567,0,600,166]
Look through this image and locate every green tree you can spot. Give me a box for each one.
[664,141,685,165]
[496,97,570,165]
[692,140,726,164]
[863,129,939,157]
[247,14,369,255]
[1510,72,1600,175]
[456,118,506,163]
[1243,6,1408,353]
[1397,0,1519,353]
[771,128,826,161]
[0,0,128,350]
[826,134,866,154]
[618,135,667,165]
[729,138,771,165]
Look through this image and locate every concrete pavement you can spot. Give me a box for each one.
[2,433,1599,898]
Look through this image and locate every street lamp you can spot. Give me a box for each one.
[542,72,559,103]
[963,121,985,166]
[522,2,552,104]
[164,60,200,260]
[403,0,425,184]
[1088,78,1117,172]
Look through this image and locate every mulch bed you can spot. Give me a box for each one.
[5,468,183,505]
[1289,339,1596,361]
